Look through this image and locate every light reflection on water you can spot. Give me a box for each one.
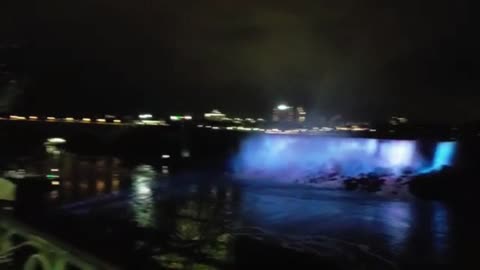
[131,165,156,228]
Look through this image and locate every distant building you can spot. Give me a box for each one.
[272,104,306,124]
[272,104,294,122]
[297,107,306,123]
[204,109,226,121]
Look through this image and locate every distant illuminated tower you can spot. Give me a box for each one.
[272,104,294,122]
[296,107,306,123]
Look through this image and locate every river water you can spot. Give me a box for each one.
[1,151,478,269]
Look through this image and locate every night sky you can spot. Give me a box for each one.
[0,0,477,122]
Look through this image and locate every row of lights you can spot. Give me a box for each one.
[7,115,122,124]
[196,124,375,134]
[197,125,265,132]
[169,115,193,121]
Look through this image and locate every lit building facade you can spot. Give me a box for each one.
[297,107,306,123]
[272,104,294,122]
[272,104,306,123]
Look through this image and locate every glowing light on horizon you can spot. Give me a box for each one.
[46,117,56,121]
[277,104,290,110]
[28,116,38,120]
[47,137,66,144]
[9,115,26,120]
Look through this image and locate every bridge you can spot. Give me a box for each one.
[0,214,116,270]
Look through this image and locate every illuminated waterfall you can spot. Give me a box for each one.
[232,135,457,181]
[421,141,457,173]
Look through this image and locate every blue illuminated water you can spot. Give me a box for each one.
[232,135,457,180]
[423,142,457,173]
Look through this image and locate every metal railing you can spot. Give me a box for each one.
[0,214,117,270]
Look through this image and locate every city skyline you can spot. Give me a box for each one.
[1,1,477,123]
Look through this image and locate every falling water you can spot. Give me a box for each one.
[232,135,457,181]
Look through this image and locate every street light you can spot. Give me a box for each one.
[277,104,290,110]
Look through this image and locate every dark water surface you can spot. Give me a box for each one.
[2,152,478,269]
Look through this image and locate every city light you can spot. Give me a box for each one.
[277,104,290,110]
[50,180,60,185]
[47,138,67,144]
[82,118,91,122]
[96,118,106,123]
[351,127,368,132]
[65,117,75,121]
[204,109,226,121]
[139,114,153,119]
[113,119,121,123]
[9,115,26,120]
[28,116,38,120]
[170,115,191,121]
[162,154,170,159]
[46,117,56,121]
[141,120,166,126]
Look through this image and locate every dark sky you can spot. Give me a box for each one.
[1,0,478,122]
